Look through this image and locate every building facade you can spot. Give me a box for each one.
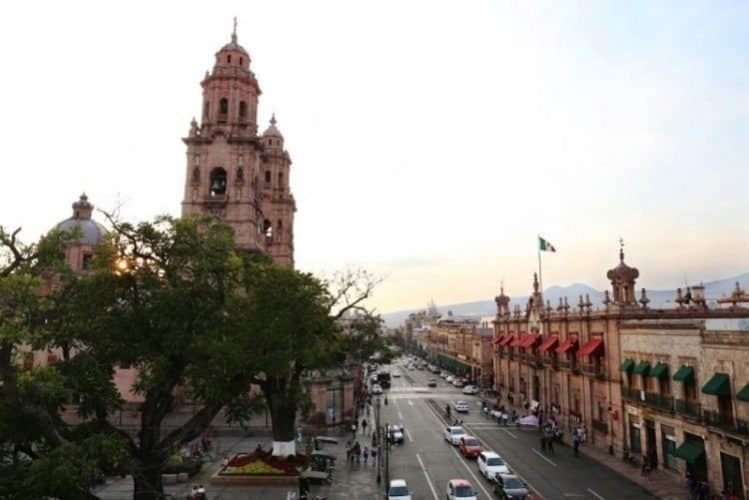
[491,248,749,498]
[181,26,295,266]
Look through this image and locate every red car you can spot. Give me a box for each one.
[458,436,483,459]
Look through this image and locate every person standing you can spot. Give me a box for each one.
[353,441,361,465]
[363,445,369,465]
[362,418,368,435]
[371,446,378,467]
[572,427,581,457]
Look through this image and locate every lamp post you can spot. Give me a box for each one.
[384,421,390,494]
[375,396,381,485]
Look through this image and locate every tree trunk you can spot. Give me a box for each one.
[133,457,163,500]
[266,381,299,457]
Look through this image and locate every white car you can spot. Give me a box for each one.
[443,425,466,445]
[477,451,510,479]
[446,375,455,384]
[446,479,478,500]
[387,424,405,444]
[371,384,383,395]
[462,385,479,395]
[454,401,470,413]
[388,478,411,499]
[393,371,401,378]
[452,378,465,387]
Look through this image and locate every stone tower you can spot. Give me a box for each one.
[181,23,295,266]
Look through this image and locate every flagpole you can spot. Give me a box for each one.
[537,235,543,295]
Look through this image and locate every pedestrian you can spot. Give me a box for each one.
[190,485,199,499]
[353,441,361,465]
[351,421,357,438]
[540,435,547,453]
[546,432,555,455]
[685,471,695,500]
[641,455,650,478]
[699,480,709,500]
[363,445,369,465]
[371,434,377,448]
[371,446,378,467]
[362,418,368,435]
[345,440,352,465]
[572,427,581,457]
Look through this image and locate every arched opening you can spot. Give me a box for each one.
[218,98,228,122]
[263,219,273,242]
[227,55,232,63]
[236,167,244,182]
[239,101,247,120]
[278,172,284,187]
[239,57,243,65]
[209,167,227,196]
[192,167,200,182]
[265,170,271,184]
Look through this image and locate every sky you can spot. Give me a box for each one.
[1,1,748,314]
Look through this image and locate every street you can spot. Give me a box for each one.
[373,358,658,500]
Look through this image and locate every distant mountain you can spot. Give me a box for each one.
[382,273,749,328]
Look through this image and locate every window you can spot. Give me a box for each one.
[278,172,284,186]
[277,219,283,231]
[239,57,243,65]
[265,170,271,183]
[263,219,272,239]
[227,55,231,63]
[82,254,93,270]
[192,167,200,182]
[236,167,244,182]
[209,168,227,196]
[219,98,228,115]
[193,154,200,165]
[239,101,247,119]
[203,101,209,118]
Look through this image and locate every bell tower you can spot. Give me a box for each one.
[181,21,295,265]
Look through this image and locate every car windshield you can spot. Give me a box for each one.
[451,427,465,434]
[487,457,505,466]
[389,486,409,496]
[503,477,524,489]
[464,439,480,446]
[455,485,475,496]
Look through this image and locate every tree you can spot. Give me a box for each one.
[71,215,259,500]
[0,226,128,499]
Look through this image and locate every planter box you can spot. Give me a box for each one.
[210,470,298,486]
[161,473,178,485]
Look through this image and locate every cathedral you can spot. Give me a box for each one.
[181,24,296,266]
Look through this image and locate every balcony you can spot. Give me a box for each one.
[543,356,559,370]
[559,360,571,370]
[675,399,701,420]
[592,419,608,434]
[582,363,607,380]
[527,355,543,368]
[622,386,641,402]
[645,393,674,413]
[702,409,735,431]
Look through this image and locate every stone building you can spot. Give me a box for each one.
[181,25,295,266]
[491,246,749,498]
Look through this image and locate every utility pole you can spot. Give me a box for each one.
[375,397,381,485]
[384,421,390,494]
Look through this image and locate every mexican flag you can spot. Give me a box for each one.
[539,236,556,252]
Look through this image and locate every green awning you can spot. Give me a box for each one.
[673,365,694,383]
[737,384,749,402]
[633,361,651,375]
[619,359,635,372]
[702,373,731,396]
[674,441,705,463]
[650,363,669,379]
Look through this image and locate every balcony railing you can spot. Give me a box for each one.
[702,409,735,430]
[622,386,641,402]
[543,356,559,370]
[559,360,571,370]
[675,399,701,420]
[581,363,607,380]
[645,393,674,413]
[527,355,542,368]
[592,419,608,434]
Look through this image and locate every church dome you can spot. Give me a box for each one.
[606,250,639,283]
[262,114,283,139]
[54,194,107,245]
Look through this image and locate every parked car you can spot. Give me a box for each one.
[458,436,483,459]
[387,424,405,444]
[393,371,401,378]
[446,479,478,500]
[446,375,455,384]
[371,384,383,395]
[477,451,509,479]
[388,479,412,500]
[443,426,466,445]
[492,473,530,499]
[428,378,438,387]
[462,385,479,395]
[452,378,466,388]
[440,371,449,379]
[454,401,470,413]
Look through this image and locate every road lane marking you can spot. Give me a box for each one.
[450,447,492,499]
[405,427,414,442]
[397,409,404,420]
[502,428,518,439]
[416,453,440,500]
[408,400,414,406]
[587,488,606,500]
[532,448,558,467]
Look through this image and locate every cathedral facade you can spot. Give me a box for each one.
[181,26,295,266]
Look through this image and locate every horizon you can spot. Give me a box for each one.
[1,1,747,314]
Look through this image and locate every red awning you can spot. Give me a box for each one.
[519,333,539,348]
[491,334,506,345]
[538,335,559,352]
[500,334,516,346]
[555,337,578,354]
[511,335,523,347]
[577,338,604,357]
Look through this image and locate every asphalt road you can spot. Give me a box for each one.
[373,358,658,500]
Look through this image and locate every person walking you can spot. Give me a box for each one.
[345,440,352,465]
[351,421,357,438]
[371,446,378,467]
[539,434,547,453]
[363,445,369,465]
[641,455,650,478]
[572,427,581,457]
[362,418,368,435]
[353,441,361,465]
[546,430,555,455]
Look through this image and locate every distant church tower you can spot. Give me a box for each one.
[181,21,295,266]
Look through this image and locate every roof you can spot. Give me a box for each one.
[389,479,407,487]
[262,114,283,139]
[481,451,500,458]
[449,479,471,487]
[55,218,107,245]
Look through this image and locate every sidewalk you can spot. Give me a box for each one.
[579,443,686,500]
